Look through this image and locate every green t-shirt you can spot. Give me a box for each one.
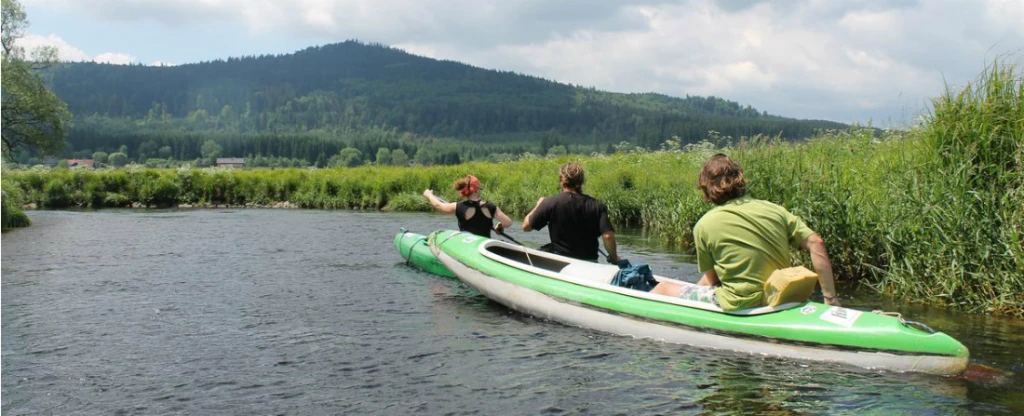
[693,196,814,311]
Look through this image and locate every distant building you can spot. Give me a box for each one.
[215,158,245,168]
[67,159,95,169]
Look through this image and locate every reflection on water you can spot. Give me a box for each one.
[2,210,1021,415]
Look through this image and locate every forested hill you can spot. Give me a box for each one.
[45,41,845,149]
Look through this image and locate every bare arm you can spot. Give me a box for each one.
[602,231,620,264]
[522,197,545,232]
[493,207,513,229]
[699,269,720,286]
[800,233,840,306]
[423,189,456,214]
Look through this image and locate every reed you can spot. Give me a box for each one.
[2,173,32,229]
[5,62,1021,315]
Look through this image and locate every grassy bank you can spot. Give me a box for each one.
[5,63,1021,315]
[2,171,32,230]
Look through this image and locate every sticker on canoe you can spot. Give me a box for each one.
[461,236,480,243]
[800,305,817,315]
[819,307,863,328]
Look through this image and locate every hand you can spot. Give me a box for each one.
[606,254,620,264]
[423,189,433,198]
[493,223,505,233]
[824,295,841,307]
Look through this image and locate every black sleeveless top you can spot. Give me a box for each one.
[456,200,497,237]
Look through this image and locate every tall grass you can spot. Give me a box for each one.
[877,61,1023,314]
[4,62,1021,315]
[2,170,32,229]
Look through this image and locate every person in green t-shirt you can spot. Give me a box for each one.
[651,154,841,311]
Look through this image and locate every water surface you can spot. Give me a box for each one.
[2,210,1021,415]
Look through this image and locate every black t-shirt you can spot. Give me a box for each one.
[456,200,497,238]
[529,192,614,261]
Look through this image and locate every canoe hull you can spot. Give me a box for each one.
[431,230,969,376]
[394,230,455,278]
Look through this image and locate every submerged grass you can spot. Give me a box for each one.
[5,62,1022,315]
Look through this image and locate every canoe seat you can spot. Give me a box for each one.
[559,261,618,285]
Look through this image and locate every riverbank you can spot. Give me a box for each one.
[4,63,1021,315]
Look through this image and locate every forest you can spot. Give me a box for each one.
[8,41,847,166]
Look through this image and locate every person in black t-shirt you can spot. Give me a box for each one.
[522,162,620,263]
[423,175,513,238]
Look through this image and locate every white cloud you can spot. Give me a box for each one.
[17,32,142,65]
[93,52,136,65]
[18,33,90,61]
[22,0,1024,124]
[150,60,175,67]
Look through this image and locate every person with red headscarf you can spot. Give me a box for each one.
[423,175,513,238]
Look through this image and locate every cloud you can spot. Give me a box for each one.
[17,32,139,64]
[93,52,137,65]
[18,33,90,61]
[23,0,1024,123]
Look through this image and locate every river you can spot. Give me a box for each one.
[2,209,1021,415]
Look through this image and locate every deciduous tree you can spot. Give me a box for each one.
[1,0,72,155]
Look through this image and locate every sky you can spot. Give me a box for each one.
[15,0,1024,125]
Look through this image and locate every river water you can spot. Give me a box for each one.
[2,210,1021,415]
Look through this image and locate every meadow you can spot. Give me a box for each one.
[3,62,1021,315]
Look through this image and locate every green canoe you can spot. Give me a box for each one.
[394,229,455,278]
[429,230,969,376]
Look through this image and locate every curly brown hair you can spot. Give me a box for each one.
[559,162,585,192]
[453,175,481,197]
[698,154,747,205]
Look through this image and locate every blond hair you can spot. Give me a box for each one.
[560,162,585,192]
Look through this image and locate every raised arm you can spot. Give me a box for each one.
[522,197,545,232]
[423,189,456,214]
[800,233,840,306]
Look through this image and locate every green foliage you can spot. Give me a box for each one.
[1,0,72,156]
[329,147,362,167]
[200,139,222,160]
[7,119,1022,315]
[546,145,567,157]
[108,152,128,167]
[391,148,409,166]
[375,147,392,165]
[92,151,108,164]
[31,40,846,167]
[1,171,31,228]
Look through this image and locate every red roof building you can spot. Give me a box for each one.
[67,159,95,168]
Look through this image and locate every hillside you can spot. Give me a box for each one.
[32,41,848,165]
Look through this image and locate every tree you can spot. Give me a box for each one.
[375,147,392,165]
[200,139,222,160]
[391,148,409,166]
[92,151,108,165]
[546,145,567,157]
[108,152,128,167]
[337,147,362,167]
[414,146,436,165]
[137,140,158,160]
[1,0,72,156]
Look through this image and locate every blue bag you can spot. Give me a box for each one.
[610,260,658,292]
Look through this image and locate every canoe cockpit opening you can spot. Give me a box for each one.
[486,245,571,273]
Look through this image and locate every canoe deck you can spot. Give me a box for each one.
[429,230,969,375]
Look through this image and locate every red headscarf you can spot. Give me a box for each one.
[459,175,481,197]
